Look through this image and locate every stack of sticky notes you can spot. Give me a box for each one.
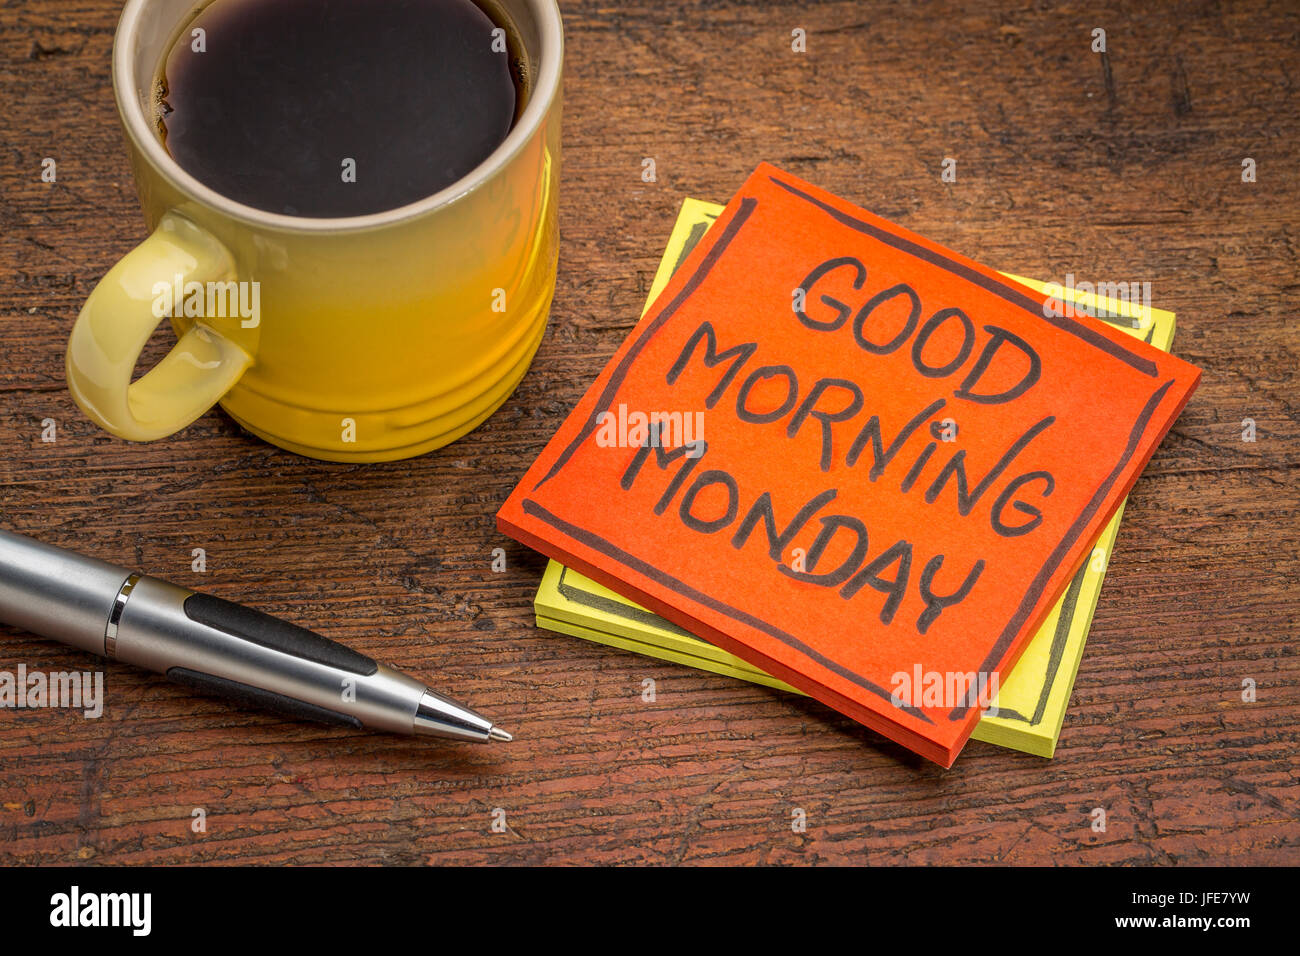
[530,199,1178,759]
[500,164,1199,766]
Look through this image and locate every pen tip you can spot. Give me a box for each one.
[488,726,513,743]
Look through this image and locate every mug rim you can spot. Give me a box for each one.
[113,0,563,234]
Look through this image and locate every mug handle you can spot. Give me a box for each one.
[66,211,254,442]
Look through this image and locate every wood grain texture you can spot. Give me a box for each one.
[0,0,1297,865]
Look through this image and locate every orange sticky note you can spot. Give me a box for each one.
[499,163,1200,766]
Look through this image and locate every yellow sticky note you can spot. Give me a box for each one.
[534,198,1176,758]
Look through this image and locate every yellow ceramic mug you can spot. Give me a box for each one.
[68,0,562,462]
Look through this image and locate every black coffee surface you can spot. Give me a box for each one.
[159,0,521,217]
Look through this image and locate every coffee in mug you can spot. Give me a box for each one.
[156,0,529,217]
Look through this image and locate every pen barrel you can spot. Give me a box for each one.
[113,576,436,734]
[0,530,129,656]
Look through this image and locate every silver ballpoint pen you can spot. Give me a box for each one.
[0,530,511,743]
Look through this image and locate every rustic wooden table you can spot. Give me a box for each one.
[1,0,1296,866]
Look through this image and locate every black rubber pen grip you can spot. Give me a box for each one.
[182,592,378,676]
